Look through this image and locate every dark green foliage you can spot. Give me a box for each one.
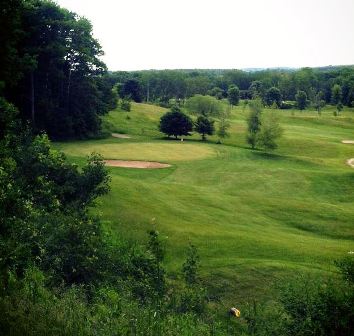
[194,115,215,140]
[182,243,200,286]
[159,107,193,138]
[121,79,143,102]
[109,66,354,108]
[295,90,308,110]
[0,127,110,285]
[227,84,240,106]
[336,256,354,284]
[264,87,282,107]
[1,0,116,139]
[279,275,354,336]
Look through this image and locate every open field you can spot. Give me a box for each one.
[54,102,354,305]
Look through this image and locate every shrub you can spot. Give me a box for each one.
[120,99,131,111]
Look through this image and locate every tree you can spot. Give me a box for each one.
[217,106,231,142]
[249,81,264,99]
[264,87,282,107]
[159,106,193,138]
[331,84,342,105]
[258,112,283,150]
[3,0,115,139]
[312,91,326,115]
[295,90,307,110]
[246,99,263,149]
[194,116,214,141]
[227,85,240,106]
[334,103,343,116]
[185,95,222,118]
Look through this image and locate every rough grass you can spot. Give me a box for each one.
[54,102,354,306]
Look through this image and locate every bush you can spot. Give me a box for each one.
[120,99,131,111]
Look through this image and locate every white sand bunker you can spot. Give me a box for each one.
[104,160,171,169]
[342,140,354,144]
[112,133,131,139]
[347,158,354,168]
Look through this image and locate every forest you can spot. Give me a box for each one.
[0,0,353,335]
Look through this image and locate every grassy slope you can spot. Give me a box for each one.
[54,102,354,305]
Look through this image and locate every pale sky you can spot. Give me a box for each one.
[56,0,354,71]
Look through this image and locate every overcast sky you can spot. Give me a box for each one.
[55,0,354,71]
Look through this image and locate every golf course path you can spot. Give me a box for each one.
[104,160,171,169]
[112,133,131,139]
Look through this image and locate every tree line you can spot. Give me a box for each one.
[0,0,116,140]
[110,66,354,109]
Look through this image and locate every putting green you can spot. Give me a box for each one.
[60,141,217,162]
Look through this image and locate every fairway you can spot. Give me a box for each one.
[55,102,354,304]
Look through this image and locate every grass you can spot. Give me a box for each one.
[54,102,354,306]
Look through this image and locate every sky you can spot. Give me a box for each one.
[55,0,354,71]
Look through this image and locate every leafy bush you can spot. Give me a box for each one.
[120,99,131,111]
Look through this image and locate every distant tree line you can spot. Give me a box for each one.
[110,67,354,109]
[0,0,116,140]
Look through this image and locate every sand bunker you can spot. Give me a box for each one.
[342,140,354,144]
[104,160,171,169]
[112,133,131,139]
[347,158,354,168]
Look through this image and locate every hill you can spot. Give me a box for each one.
[55,101,354,305]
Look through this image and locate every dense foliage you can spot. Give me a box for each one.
[108,66,354,108]
[0,0,116,139]
[1,1,353,335]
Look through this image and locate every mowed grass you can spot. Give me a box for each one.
[54,102,354,305]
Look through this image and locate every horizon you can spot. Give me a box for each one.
[106,64,354,72]
[55,0,354,72]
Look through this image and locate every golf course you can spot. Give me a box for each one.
[55,102,354,304]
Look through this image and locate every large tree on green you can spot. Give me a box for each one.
[159,106,193,138]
